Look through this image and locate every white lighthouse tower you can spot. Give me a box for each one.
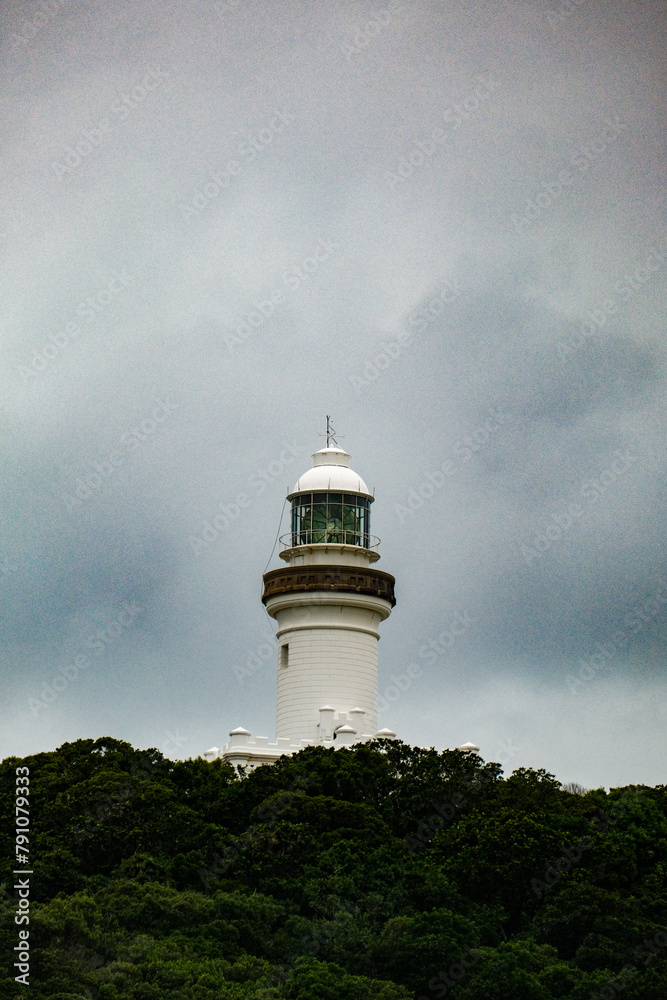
[210,421,397,770]
[266,430,396,747]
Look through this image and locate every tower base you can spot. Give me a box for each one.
[206,715,398,772]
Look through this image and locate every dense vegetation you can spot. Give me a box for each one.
[1,737,666,998]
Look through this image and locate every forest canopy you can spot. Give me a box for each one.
[1,737,666,999]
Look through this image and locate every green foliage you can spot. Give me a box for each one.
[1,737,665,999]
[281,956,413,999]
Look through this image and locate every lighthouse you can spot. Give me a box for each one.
[265,430,397,747]
[209,421,397,770]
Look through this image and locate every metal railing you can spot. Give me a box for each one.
[280,530,380,550]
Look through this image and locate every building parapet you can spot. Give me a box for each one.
[206,709,397,771]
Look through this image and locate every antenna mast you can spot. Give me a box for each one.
[319,415,344,448]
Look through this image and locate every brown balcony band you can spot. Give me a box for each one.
[262,565,396,607]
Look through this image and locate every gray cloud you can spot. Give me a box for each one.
[1,0,665,786]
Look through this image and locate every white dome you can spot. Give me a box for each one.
[288,447,373,499]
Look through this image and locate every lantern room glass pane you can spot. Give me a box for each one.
[342,502,358,534]
[290,492,371,547]
[312,501,328,543]
[291,498,310,545]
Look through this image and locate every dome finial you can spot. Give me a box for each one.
[319,415,345,449]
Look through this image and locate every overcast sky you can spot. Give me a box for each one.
[1,0,665,789]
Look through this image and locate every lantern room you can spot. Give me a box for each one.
[286,446,375,550]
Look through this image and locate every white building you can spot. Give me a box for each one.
[205,426,478,769]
